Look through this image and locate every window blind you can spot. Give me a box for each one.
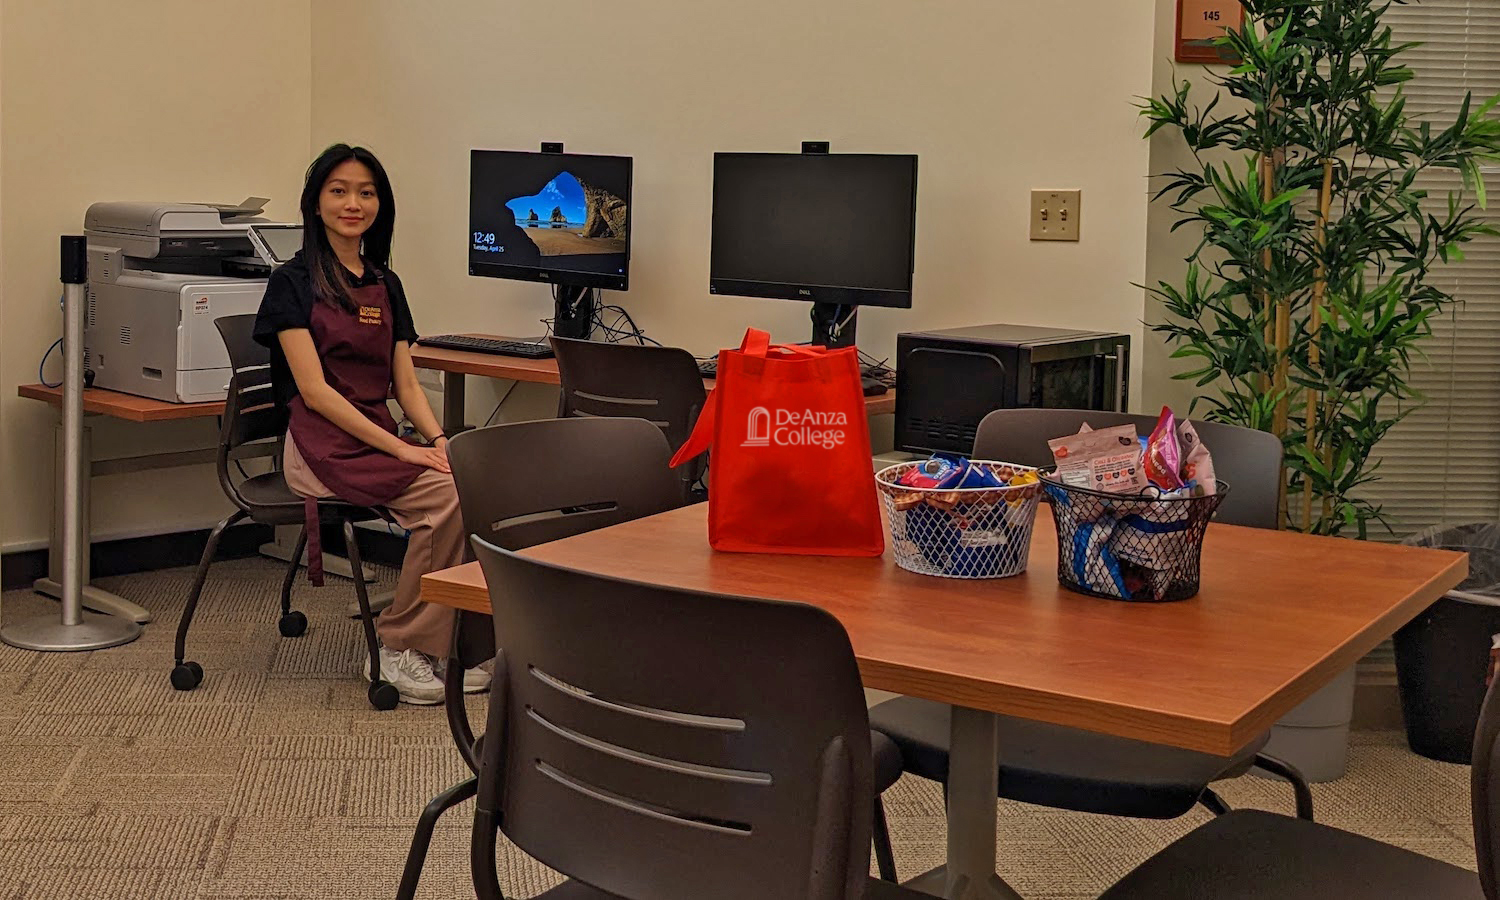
[1361,0,1500,540]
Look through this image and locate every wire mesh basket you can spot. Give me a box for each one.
[875,461,1043,579]
[1041,472,1229,602]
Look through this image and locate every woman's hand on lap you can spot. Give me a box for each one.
[395,443,451,474]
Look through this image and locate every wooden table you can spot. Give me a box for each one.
[421,503,1466,899]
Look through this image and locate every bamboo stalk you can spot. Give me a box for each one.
[1302,158,1335,532]
[1259,152,1276,395]
[1259,144,1292,526]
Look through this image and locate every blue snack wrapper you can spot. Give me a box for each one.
[899,453,967,489]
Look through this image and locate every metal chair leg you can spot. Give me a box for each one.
[1255,752,1315,821]
[342,520,382,684]
[1198,787,1232,816]
[872,795,898,882]
[471,808,506,900]
[447,644,480,773]
[397,776,478,900]
[173,510,246,663]
[278,526,307,617]
[342,520,398,711]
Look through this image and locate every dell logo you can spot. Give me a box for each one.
[797,289,812,296]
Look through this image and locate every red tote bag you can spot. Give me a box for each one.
[671,328,884,557]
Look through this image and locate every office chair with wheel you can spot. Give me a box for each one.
[467,538,927,900]
[551,336,708,503]
[869,409,1314,868]
[169,313,401,711]
[395,416,905,897]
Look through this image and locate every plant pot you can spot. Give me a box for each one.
[1258,666,1356,783]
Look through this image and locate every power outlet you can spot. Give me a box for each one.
[1030,189,1081,241]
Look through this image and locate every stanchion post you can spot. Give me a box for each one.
[0,235,142,651]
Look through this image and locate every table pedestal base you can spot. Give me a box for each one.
[902,707,1024,899]
[905,867,1024,900]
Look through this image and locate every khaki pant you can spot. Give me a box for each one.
[283,434,462,659]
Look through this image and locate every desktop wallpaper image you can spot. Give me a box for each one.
[503,172,627,258]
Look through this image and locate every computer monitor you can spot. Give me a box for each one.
[469,149,633,337]
[709,151,918,347]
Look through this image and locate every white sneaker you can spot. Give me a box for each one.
[435,659,491,694]
[366,647,444,705]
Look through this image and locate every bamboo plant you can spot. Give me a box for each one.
[1141,0,1500,537]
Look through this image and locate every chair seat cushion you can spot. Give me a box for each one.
[868,696,1267,819]
[237,472,306,510]
[1099,809,1481,899]
[535,876,932,899]
[236,472,385,525]
[871,728,904,794]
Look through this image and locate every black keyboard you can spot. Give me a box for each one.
[697,358,718,378]
[417,335,554,359]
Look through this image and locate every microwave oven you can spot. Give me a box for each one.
[894,324,1130,454]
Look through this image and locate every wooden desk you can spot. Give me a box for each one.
[409,336,897,430]
[15,384,333,624]
[420,503,1466,898]
[18,383,223,422]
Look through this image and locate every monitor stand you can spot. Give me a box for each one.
[553,285,597,340]
[810,302,858,349]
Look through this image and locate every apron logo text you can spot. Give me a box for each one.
[358,305,382,326]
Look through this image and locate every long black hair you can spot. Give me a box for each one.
[300,143,396,312]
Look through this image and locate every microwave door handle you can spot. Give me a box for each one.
[1105,344,1126,411]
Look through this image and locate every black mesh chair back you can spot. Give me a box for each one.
[470,539,876,900]
[445,416,684,553]
[1474,673,1500,899]
[214,314,290,515]
[973,408,1281,529]
[551,336,708,501]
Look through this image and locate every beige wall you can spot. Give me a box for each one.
[0,0,312,551]
[310,0,1159,428]
[1141,0,1232,415]
[0,0,1166,552]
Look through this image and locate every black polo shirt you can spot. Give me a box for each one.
[252,250,419,413]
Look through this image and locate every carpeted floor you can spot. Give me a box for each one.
[0,556,1478,899]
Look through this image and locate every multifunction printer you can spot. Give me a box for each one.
[82,199,292,403]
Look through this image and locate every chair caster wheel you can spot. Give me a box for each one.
[278,610,308,637]
[170,661,203,691]
[369,681,399,711]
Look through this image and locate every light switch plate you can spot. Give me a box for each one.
[1030,189,1081,241]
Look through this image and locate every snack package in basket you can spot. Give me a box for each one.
[897,453,1006,490]
[1142,407,1185,491]
[1177,419,1217,496]
[1048,424,1148,494]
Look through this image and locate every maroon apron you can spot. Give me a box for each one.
[287,271,424,584]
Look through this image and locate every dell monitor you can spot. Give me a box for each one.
[709,151,918,348]
[469,149,633,338]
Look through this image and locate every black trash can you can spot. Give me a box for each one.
[1396,523,1500,764]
